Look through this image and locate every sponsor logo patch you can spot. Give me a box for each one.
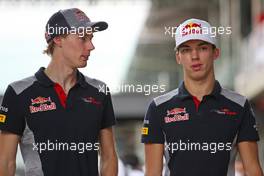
[167,108,186,116]
[141,127,148,135]
[165,107,189,123]
[143,119,149,125]
[29,96,56,113]
[74,9,90,22]
[211,108,238,116]
[0,114,6,123]
[181,22,202,36]
[0,105,8,112]
[82,97,102,106]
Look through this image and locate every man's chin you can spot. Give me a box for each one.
[189,73,207,81]
[77,62,88,68]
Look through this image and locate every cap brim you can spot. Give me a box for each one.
[89,21,108,32]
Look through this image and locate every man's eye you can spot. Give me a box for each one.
[181,48,190,53]
[198,46,209,51]
[80,36,93,41]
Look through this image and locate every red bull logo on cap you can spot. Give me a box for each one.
[181,22,202,37]
[74,9,90,22]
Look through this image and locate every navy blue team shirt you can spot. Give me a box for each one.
[141,81,259,176]
[0,67,116,176]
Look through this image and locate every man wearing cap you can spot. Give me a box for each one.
[0,8,117,176]
[141,18,263,176]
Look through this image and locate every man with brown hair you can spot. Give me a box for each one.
[0,8,117,176]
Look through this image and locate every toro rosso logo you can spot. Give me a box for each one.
[164,107,189,123]
[29,96,56,113]
[82,97,102,106]
[211,108,238,116]
[181,22,202,37]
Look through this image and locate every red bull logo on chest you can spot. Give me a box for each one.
[165,107,189,123]
[29,96,56,113]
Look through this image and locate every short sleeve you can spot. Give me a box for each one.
[100,89,116,129]
[237,100,259,143]
[141,101,165,144]
[0,85,25,136]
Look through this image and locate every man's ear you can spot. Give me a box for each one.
[213,48,220,60]
[176,51,181,64]
[53,36,63,47]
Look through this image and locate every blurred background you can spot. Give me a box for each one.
[0,0,264,175]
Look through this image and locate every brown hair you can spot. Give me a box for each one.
[43,34,68,56]
[43,41,55,56]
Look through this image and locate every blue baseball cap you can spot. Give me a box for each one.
[45,8,108,43]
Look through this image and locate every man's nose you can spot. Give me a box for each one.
[191,48,199,60]
[85,40,95,51]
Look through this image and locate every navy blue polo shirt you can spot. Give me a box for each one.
[0,67,116,176]
[141,81,259,176]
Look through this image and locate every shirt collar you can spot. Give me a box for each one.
[178,80,222,101]
[35,67,88,88]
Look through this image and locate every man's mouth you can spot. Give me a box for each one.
[191,64,203,71]
[81,55,89,60]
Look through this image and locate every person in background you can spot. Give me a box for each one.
[123,154,144,176]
